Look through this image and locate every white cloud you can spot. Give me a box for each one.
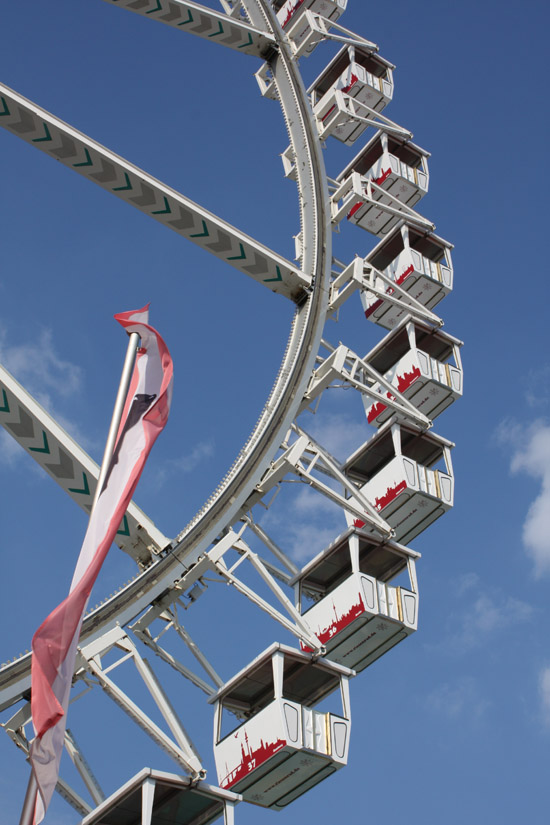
[285,522,342,562]
[500,419,550,577]
[455,572,480,595]
[0,328,82,398]
[0,327,96,468]
[442,576,533,653]
[155,440,215,485]
[259,482,345,562]
[303,411,370,463]
[524,365,550,408]
[0,430,28,468]
[539,667,550,727]
[427,676,489,720]
[292,486,341,516]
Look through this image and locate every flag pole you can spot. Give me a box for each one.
[92,330,140,510]
[20,329,140,825]
[18,772,37,825]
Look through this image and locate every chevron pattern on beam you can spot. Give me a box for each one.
[0,86,309,301]
[103,0,275,57]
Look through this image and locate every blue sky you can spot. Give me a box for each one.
[1,0,550,822]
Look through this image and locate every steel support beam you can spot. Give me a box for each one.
[0,362,169,567]
[329,257,443,326]
[102,0,276,58]
[300,341,432,428]
[81,656,204,777]
[64,729,105,807]
[0,83,309,301]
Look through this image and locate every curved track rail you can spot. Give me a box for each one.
[0,0,331,711]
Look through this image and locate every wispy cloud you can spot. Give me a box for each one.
[0,327,96,466]
[427,676,489,720]
[155,439,215,485]
[260,484,345,561]
[440,574,533,653]
[0,430,29,469]
[498,419,550,576]
[0,328,82,399]
[304,411,369,463]
[523,365,550,409]
[455,571,480,596]
[539,667,550,727]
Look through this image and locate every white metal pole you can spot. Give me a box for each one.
[19,773,37,825]
[92,331,140,509]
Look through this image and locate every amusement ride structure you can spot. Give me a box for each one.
[0,1,461,822]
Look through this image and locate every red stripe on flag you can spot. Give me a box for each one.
[28,306,172,823]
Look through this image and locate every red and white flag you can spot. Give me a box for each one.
[28,306,173,824]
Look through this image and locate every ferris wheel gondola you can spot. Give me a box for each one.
[0,1,459,821]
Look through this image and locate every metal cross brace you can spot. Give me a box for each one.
[315,90,413,143]
[299,340,432,428]
[331,173,435,231]
[132,623,218,697]
[0,362,169,567]
[77,629,204,779]
[0,83,309,301]
[329,256,444,326]
[211,531,324,653]
[64,728,105,807]
[289,11,380,59]
[245,429,393,536]
[1,704,94,816]
[102,0,276,58]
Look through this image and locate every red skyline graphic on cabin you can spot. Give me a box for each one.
[352,479,407,524]
[365,263,415,318]
[375,479,408,511]
[221,729,287,790]
[348,167,392,221]
[282,0,306,27]
[301,593,367,653]
[367,365,422,422]
[321,74,359,123]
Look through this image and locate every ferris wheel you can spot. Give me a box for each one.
[0,2,462,823]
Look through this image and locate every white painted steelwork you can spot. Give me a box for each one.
[363,317,463,426]
[0,0,463,817]
[0,0,332,716]
[0,83,309,302]
[360,223,454,328]
[300,339,432,429]
[343,418,454,545]
[309,45,394,143]
[332,132,430,237]
[293,527,419,671]
[329,255,444,328]
[210,644,352,809]
[102,0,276,57]
[80,768,240,825]
[273,0,347,52]
[0,362,169,567]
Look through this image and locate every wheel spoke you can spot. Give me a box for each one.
[0,82,310,300]
[0,362,169,567]
[102,0,276,57]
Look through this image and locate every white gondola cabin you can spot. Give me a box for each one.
[293,527,419,672]
[361,223,454,328]
[80,769,240,825]
[333,133,430,237]
[211,643,352,810]
[342,418,454,545]
[273,0,347,52]
[363,317,463,426]
[309,45,394,144]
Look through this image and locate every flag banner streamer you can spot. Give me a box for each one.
[28,306,173,823]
